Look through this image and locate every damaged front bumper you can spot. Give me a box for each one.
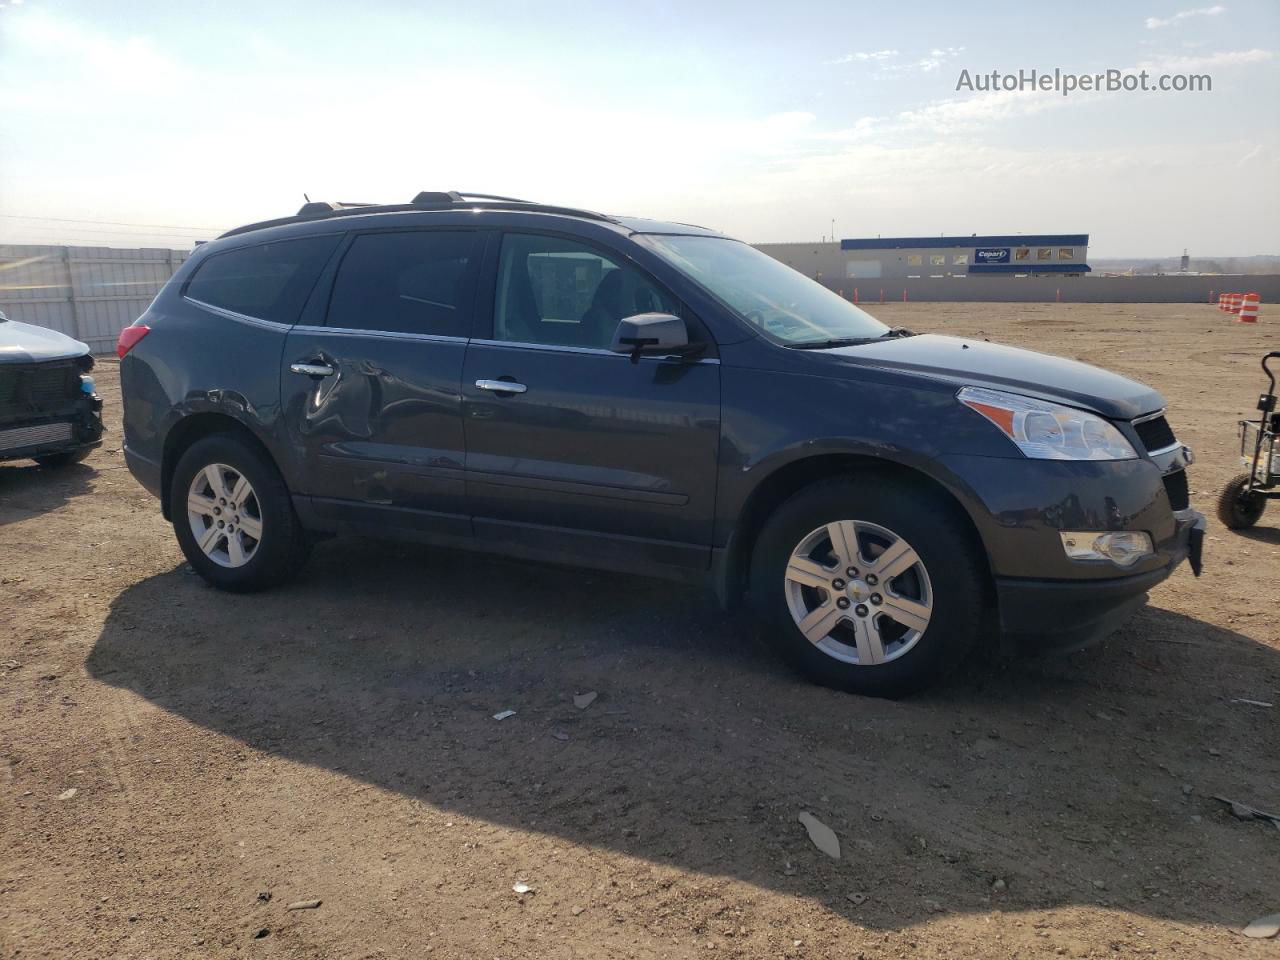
[997,506,1205,654]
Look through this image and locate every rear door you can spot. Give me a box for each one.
[460,231,721,575]
[280,228,486,539]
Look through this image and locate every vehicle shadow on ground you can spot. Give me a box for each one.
[87,538,1279,931]
[1235,524,1280,546]
[0,461,95,528]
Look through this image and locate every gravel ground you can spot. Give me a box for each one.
[2,302,1277,959]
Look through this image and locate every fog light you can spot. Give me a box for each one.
[1060,531,1154,568]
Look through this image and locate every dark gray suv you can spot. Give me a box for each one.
[118,192,1203,696]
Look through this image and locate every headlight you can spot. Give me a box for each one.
[958,386,1137,461]
[80,375,96,395]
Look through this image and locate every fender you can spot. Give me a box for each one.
[709,436,995,608]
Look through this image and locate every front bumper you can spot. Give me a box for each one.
[997,507,1204,653]
[0,396,104,464]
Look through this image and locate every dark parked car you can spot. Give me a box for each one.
[118,192,1203,696]
[0,309,104,467]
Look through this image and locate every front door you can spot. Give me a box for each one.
[280,228,486,539]
[460,232,721,575]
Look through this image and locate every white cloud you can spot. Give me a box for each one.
[826,49,899,65]
[916,46,966,72]
[3,9,189,91]
[895,86,1070,133]
[1138,47,1272,70]
[1145,5,1226,29]
[827,46,965,73]
[879,46,966,74]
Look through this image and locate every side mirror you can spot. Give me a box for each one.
[609,313,694,364]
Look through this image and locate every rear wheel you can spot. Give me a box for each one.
[1217,473,1266,530]
[748,477,985,697]
[171,434,309,591]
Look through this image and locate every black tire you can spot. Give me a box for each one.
[171,433,309,592]
[1216,472,1266,530]
[34,446,94,468]
[748,476,985,697]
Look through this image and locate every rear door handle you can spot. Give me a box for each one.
[291,361,335,378]
[475,379,527,394]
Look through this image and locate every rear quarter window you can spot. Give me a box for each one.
[184,235,340,325]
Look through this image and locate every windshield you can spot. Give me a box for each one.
[639,234,888,345]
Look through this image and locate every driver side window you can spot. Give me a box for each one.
[494,234,676,349]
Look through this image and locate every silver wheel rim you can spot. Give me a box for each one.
[186,463,263,569]
[783,520,933,666]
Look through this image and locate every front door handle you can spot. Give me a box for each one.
[475,378,527,394]
[291,361,335,378]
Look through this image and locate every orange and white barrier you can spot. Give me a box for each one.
[1231,292,1243,314]
[1238,292,1260,323]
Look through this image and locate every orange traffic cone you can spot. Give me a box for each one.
[1238,292,1260,323]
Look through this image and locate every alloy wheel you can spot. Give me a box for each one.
[783,520,933,665]
[186,463,263,568]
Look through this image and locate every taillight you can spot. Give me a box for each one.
[117,324,150,359]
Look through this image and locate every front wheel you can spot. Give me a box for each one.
[171,434,309,592]
[748,477,986,697]
[1217,473,1266,530]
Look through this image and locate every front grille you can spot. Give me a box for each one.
[1134,414,1176,453]
[0,420,73,453]
[0,362,80,420]
[1163,469,1189,511]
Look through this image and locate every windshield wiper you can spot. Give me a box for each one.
[788,328,916,349]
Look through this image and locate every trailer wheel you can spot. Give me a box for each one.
[1216,473,1267,530]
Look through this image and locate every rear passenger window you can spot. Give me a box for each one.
[326,231,481,337]
[185,235,339,325]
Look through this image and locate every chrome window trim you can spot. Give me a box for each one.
[467,338,720,364]
[290,324,467,344]
[184,296,290,331]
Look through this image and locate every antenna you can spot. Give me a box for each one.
[303,193,311,203]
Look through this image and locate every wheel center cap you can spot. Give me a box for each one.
[846,579,871,602]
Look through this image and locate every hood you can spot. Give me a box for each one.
[820,334,1163,421]
[0,318,92,365]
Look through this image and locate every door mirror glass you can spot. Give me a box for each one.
[609,313,692,362]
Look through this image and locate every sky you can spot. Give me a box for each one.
[0,0,1278,257]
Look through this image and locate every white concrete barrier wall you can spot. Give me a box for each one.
[0,244,189,354]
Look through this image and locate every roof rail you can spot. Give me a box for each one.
[296,200,377,216]
[219,191,613,239]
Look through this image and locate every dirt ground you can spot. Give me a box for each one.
[2,302,1277,960]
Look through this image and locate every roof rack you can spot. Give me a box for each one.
[218,191,615,239]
